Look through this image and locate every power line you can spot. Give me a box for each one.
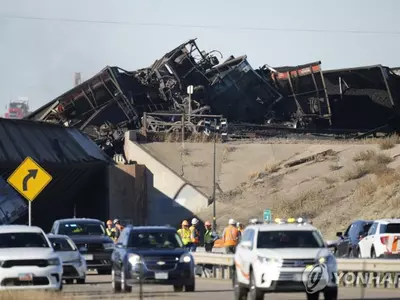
[2,14,400,35]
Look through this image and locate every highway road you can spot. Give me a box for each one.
[57,274,400,299]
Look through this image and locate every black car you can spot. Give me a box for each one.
[111,226,195,293]
[335,220,373,258]
[50,218,114,274]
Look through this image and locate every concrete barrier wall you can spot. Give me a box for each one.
[107,164,147,225]
[124,131,209,225]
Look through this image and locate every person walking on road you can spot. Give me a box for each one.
[222,219,239,254]
[203,220,218,252]
[189,218,200,252]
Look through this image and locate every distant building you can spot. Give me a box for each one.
[4,97,30,119]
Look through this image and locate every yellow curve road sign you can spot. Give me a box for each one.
[7,157,52,202]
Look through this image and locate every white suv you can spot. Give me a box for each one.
[0,225,63,291]
[233,220,338,300]
[358,219,400,258]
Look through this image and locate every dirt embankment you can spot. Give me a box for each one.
[142,136,400,238]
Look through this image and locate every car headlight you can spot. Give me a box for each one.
[103,243,115,250]
[128,254,141,265]
[64,258,82,267]
[257,256,282,265]
[179,254,192,263]
[48,258,61,266]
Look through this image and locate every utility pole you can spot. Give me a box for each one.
[212,118,217,231]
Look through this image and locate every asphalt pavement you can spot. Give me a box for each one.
[58,274,400,299]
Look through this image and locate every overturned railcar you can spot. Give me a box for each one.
[323,65,400,130]
[206,55,283,124]
[258,61,331,128]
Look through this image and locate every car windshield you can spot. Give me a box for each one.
[48,237,76,251]
[0,232,50,248]
[380,223,400,234]
[257,230,325,248]
[58,222,105,236]
[128,231,183,249]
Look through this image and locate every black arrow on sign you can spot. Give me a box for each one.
[22,169,38,191]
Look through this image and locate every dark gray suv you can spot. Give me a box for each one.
[50,218,114,274]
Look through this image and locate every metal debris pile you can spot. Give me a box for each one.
[26,38,400,156]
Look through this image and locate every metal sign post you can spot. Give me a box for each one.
[187,85,193,123]
[7,157,52,226]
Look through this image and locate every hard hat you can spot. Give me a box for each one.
[228,219,236,225]
[182,220,189,226]
[113,219,120,224]
[106,220,112,225]
[237,222,242,226]
[191,218,199,225]
[205,221,211,226]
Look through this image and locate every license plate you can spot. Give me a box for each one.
[18,273,33,281]
[155,272,168,280]
[83,254,93,260]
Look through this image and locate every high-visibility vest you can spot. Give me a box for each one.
[223,225,239,246]
[189,225,200,244]
[177,228,191,245]
[204,230,213,243]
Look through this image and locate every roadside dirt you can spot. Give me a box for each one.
[142,137,400,238]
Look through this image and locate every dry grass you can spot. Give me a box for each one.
[264,162,281,173]
[248,171,261,180]
[272,190,329,219]
[344,150,394,181]
[378,135,400,150]
[221,145,237,163]
[178,146,190,156]
[191,160,208,167]
[329,164,342,171]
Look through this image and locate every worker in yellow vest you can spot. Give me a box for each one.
[189,218,200,252]
[177,220,192,250]
[204,220,218,252]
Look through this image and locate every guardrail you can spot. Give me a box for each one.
[192,253,400,289]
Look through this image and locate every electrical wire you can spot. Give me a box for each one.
[1,14,400,35]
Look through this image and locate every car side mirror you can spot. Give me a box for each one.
[240,241,252,249]
[336,232,343,237]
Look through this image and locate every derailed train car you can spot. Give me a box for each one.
[27,38,400,155]
[323,65,400,130]
[258,61,331,128]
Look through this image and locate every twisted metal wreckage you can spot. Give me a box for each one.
[27,39,400,157]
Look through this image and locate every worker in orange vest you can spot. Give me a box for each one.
[189,218,200,252]
[222,219,239,254]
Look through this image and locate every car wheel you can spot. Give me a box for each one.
[233,269,248,300]
[249,270,263,300]
[185,280,195,292]
[112,268,121,293]
[173,285,184,292]
[98,269,112,275]
[65,279,74,284]
[371,248,376,258]
[120,268,132,293]
[77,278,86,284]
[306,292,319,300]
[323,287,338,300]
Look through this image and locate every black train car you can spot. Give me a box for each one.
[323,65,400,130]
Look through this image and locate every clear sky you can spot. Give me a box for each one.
[0,0,399,112]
